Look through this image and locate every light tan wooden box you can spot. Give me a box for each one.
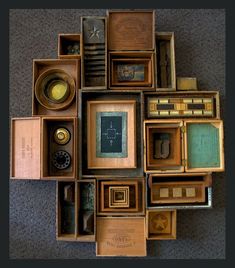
[58,33,81,59]
[56,179,96,242]
[96,217,146,257]
[32,59,80,116]
[144,119,224,173]
[11,117,77,180]
[146,209,177,240]
[155,32,176,91]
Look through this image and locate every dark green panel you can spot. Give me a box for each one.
[187,123,220,168]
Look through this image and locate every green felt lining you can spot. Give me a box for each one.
[187,123,220,168]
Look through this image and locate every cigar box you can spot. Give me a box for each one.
[57,179,96,242]
[144,119,224,173]
[145,91,220,119]
[32,59,80,116]
[109,51,155,90]
[81,16,107,89]
[96,217,146,256]
[58,33,81,59]
[146,209,177,240]
[11,117,77,180]
[156,32,176,91]
[96,177,145,216]
[147,173,212,207]
[107,10,155,51]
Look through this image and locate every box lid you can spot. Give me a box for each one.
[108,10,155,51]
[11,117,41,179]
[96,217,146,256]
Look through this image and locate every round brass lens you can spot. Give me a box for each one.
[54,128,70,145]
[48,81,68,102]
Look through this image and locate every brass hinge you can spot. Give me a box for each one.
[181,126,186,133]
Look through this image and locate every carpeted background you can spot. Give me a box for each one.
[9,9,225,259]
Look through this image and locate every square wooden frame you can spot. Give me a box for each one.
[87,100,136,169]
[109,186,130,207]
[58,33,81,59]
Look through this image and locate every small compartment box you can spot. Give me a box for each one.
[144,119,224,173]
[145,91,220,119]
[148,173,212,206]
[81,16,107,89]
[57,179,96,242]
[11,117,77,180]
[109,51,155,90]
[97,178,145,215]
[177,77,197,91]
[32,59,80,116]
[107,10,155,51]
[146,210,177,240]
[96,217,146,257]
[156,32,176,91]
[58,34,81,59]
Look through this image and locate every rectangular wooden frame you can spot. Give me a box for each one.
[149,176,210,205]
[109,51,155,90]
[144,91,220,119]
[146,209,177,240]
[87,100,136,169]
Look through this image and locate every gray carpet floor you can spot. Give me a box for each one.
[9,9,225,259]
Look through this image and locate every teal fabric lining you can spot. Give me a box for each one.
[187,123,220,168]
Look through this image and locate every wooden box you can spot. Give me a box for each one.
[144,119,224,173]
[32,59,80,116]
[97,178,145,215]
[145,91,220,119]
[81,16,107,89]
[148,173,212,205]
[81,91,144,177]
[96,217,146,256]
[109,51,155,90]
[156,32,176,91]
[146,210,177,240]
[177,77,197,91]
[11,117,77,180]
[107,10,155,51]
[58,33,81,59]
[56,179,96,242]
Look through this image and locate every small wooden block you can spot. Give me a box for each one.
[159,188,169,198]
[172,187,182,198]
[177,77,197,91]
[186,187,196,197]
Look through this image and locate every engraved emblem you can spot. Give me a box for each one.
[102,120,121,147]
[151,213,168,232]
[88,26,100,39]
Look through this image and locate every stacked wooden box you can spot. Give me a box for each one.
[10,10,224,257]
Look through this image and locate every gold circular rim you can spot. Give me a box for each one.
[35,68,76,111]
